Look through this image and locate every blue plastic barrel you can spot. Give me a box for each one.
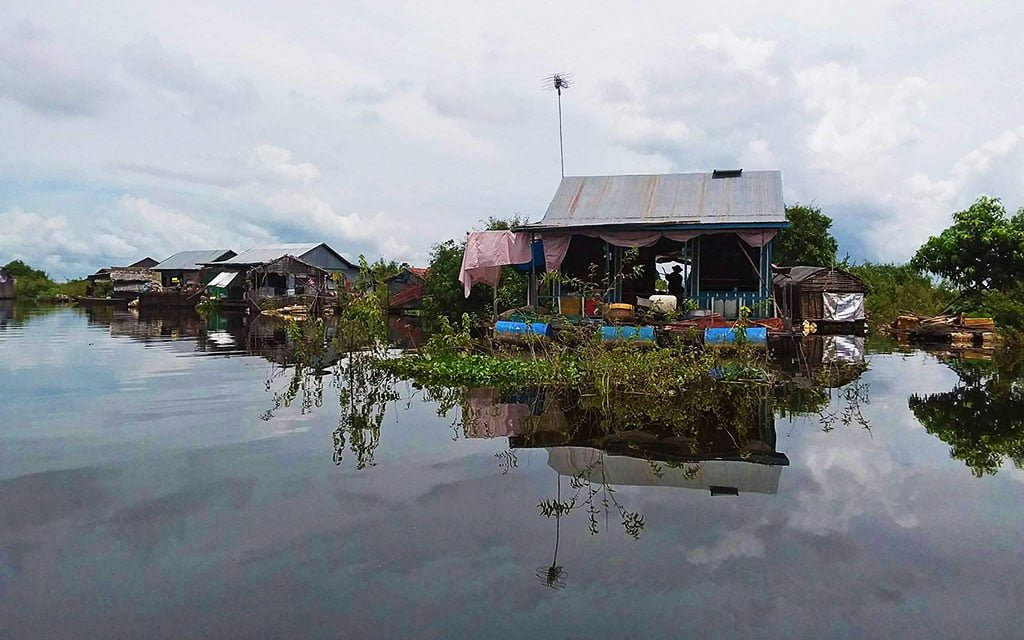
[704,326,767,344]
[494,320,552,338]
[599,325,657,342]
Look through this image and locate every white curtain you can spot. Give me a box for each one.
[823,293,865,321]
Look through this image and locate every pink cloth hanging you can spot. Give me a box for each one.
[459,230,534,297]
[735,230,777,247]
[538,230,701,272]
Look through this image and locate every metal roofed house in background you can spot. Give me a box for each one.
[212,243,358,278]
[201,243,359,309]
[152,249,237,288]
[154,249,236,272]
[526,170,786,230]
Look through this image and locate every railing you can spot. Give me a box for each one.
[694,292,772,319]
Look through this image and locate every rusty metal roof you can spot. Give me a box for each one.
[526,171,786,229]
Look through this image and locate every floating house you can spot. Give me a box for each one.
[109,267,162,297]
[385,267,428,312]
[773,266,867,329]
[0,266,14,299]
[152,249,236,288]
[204,243,358,282]
[202,243,354,310]
[461,170,788,320]
[86,257,160,294]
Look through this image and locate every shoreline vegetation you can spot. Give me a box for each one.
[6,195,1022,341]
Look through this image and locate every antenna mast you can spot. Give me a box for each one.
[542,73,573,178]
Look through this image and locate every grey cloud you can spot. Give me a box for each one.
[0,20,118,117]
[423,85,531,124]
[119,36,260,117]
[109,161,246,188]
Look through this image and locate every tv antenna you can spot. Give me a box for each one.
[542,73,573,178]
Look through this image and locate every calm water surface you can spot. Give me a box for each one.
[2,304,1022,639]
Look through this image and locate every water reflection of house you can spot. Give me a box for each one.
[0,266,15,299]
[463,387,788,495]
[387,316,426,350]
[770,334,866,388]
[0,299,13,327]
[546,447,784,495]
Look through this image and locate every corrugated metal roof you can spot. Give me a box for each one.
[154,249,235,271]
[527,171,786,229]
[214,243,326,265]
[773,266,864,286]
[207,271,238,288]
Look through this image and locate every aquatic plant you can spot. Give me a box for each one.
[195,296,221,318]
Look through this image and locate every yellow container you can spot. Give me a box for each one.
[605,303,635,323]
[559,296,582,316]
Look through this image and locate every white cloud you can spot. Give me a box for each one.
[249,145,321,184]
[119,35,260,118]
[692,31,778,75]
[686,530,766,568]
[2,2,1024,272]
[0,20,118,116]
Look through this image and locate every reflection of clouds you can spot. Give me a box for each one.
[788,439,919,535]
[686,530,765,568]
[1005,465,1024,485]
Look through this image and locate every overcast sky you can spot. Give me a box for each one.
[1,1,1023,278]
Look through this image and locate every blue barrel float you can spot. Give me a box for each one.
[599,325,657,343]
[494,320,553,339]
[704,326,767,345]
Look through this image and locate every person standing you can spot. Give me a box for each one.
[666,265,684,299]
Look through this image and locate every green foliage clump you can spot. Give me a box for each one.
[912,196,1024,293]
[775,204,839,267]
[421,216,529,325]
[3,260,85,301]
[847,262,954,327]
[977,284,1024,332]
[195,297,221,318]
[334,259,389,351]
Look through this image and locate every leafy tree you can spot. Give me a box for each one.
[421,216,529,324]
[4,260,49,280]
[3,260,87,300]
[774,204,839,267]
[911,196,1024,292]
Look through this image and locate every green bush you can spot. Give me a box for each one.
[847,262,954,327]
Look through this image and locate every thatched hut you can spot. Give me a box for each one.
[0,266,15,299]
[773,266,867,328]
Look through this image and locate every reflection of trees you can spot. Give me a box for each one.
[257,315,400,469]
[910,356,1024,477]
[333,352,399,468]
[770,335,871,431]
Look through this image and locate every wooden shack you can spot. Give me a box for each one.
[773,266,867,330]
[0,266,15,299]
[385,267,428,312]
[109,267,162,298]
